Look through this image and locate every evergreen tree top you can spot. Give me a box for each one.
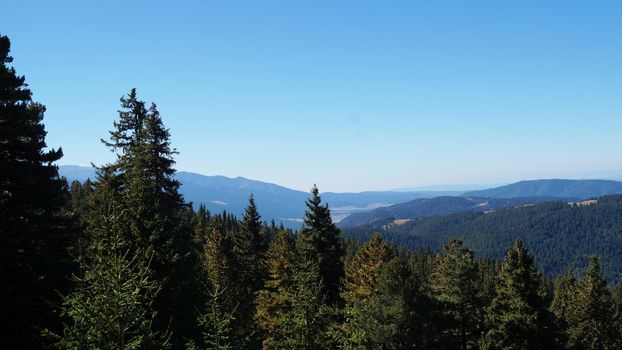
[302,184,335,231]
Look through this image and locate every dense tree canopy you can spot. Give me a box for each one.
[0,34,76,348]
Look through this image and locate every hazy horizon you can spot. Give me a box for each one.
[5,1,622,192]
[57,164,622,194]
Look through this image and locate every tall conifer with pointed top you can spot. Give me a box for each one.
[550,268,577,346]
[340,233,391,348]
[565,256,619,349]
[96,89,195,348]
[229,194,265,348]
[430,239,483,350]
[255,230,296,349]
[481,239,559,350]
[298,185,344,305]
[0,34,76,348]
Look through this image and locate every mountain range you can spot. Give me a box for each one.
[58,165,457,227]
[463,179,622,198]
[59,165,622,228]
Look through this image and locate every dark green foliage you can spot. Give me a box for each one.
[68,179,94,225]
[564,256,619,349]
[343,196,622,282]
[230,194,264,348]
[280,245,329,350]
[481,240,560,349]
[364,256,432,349]
[188,286,235,350]
[298,185,344,305]
[550,269,578,342]
[429,239,483,349]
[201,223,237,315]
[0,34,76,348]
[97,89,196,348]
[52,187,169,349]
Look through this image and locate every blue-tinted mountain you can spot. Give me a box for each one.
[58,165,454,227]
[463,179,622,199]
[338,196,566,228]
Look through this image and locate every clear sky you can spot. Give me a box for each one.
[4,1,622,192]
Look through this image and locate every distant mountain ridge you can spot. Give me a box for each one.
[338,196,569,228]
[463,179,622,199]
[59,166,622,228]
[58,165,456,227]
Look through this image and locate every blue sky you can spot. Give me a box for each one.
[4,1,622,192]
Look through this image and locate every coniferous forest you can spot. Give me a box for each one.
[2,33,622,350]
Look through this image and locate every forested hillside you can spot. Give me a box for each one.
[2,34,622,349]
[343,196,622,281]
[338,195,566,227]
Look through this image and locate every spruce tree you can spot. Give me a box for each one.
[550,269,578,346]
[298,185,344,305]
[0,34,76,348]
[341,233,391,349]
[565,256,619,349]
[99,90,196,347]
[201,224,237,314]
[481,239,559,350]
[255,230,296,349]
[188,285,235,350]
[230,194,264,348]
[53,184,169,349]
[430,239,483,350]
[281,244,328,350]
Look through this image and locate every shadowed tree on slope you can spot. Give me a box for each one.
[0,34,76,349]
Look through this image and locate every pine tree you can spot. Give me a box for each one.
[254,230,296,349]
[481,239,559,350]
[565,256,619,349]
[430,239,483,350]
[340,233,391,349]
[0,34,76,348]
[52,185,169,349]
[298,185,344,305]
